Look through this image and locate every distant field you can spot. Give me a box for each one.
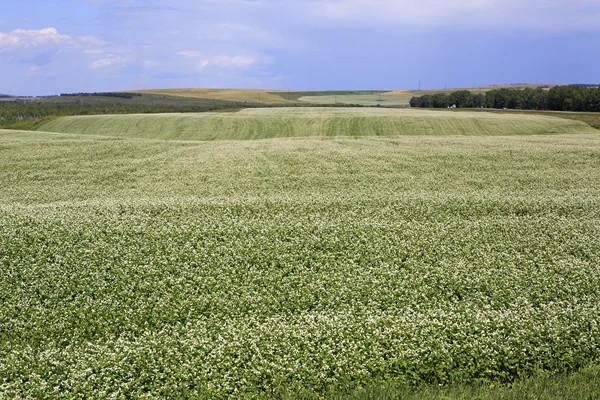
[299,93,412,106]
[129,85,563,105]
[132,88,295,104]
[294,84,559,105]
[389,83,561,96]
[34,108,596,141]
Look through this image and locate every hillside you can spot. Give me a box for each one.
[387,84,562,96]
[129,85,562,106]
[34,108,595,141]
[131,88,297,104]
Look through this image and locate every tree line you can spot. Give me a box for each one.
[0,96,374,130]
[60,92,142,99]
[0,101,238,130]
[409,85,600,112]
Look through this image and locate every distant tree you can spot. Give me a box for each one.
[432,93,451,108]
[420,95,434,108]
[449,90,473,108]
[408,85,599,112]
[409,97,422,108]
[472,93,485,108]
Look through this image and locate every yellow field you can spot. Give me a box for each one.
[386,84,560,96]
[130,85,562,105]
[132,88,295,104]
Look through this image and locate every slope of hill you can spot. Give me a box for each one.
[129,85,565,106]
[34,107,595,141]
[387,84,561,97]
[131,88,296,104]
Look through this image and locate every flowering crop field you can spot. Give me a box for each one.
[34,107,595,141]
[1,112,600,398]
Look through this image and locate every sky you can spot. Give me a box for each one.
[1,0,599,96]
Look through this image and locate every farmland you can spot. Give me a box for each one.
[128,86,559,106]
[132,88,296,105]
[34,108,595,141]
[298,93,412,107]
[2,108,600,398]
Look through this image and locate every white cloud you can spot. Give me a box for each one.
[177,50,262,70]
[214,55,256,67]
[27,65,42,76]
[90,55,125,69]
[0,27,71,51]
[142,59,160,68]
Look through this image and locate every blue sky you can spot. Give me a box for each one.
[1,0,599,96]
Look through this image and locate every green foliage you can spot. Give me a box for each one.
[59,92,142,99]
[2,120,600,397]
[411,85,600,111]
[0,95,246,129]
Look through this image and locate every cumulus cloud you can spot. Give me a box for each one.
[0,27,70,51]
[177,50,264,70]
[90,55,126,69]
[0,26,122,77]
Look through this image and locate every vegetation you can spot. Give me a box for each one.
[410,85,600,112]
[455,108,600,131]
[0,94,246,130]
[269,90,383,102]
[132,88,297,104]
[60,92,143,99]
[298,93,412,107]
[1,108,600,397]
[281,363,600,399]
[34,108,595,141]
[397,84,561,97]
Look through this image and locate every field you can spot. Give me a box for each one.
[132,89,296,105]
[129,85,560,106]
[386,84,560,96]
[34,108,596,141]
[2,108,600,398]
[298,93,412,107]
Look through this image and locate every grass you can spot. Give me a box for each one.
[448,108,600,131]
[520,111,600,130]
[281,363,600,399]
[2,111,600,398]
[269,91,385,102]
[298,93,412,107]
[33,107,596,141]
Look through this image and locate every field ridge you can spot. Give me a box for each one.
[34,108,596,141]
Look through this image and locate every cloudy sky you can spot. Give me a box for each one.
[1,0,599,95]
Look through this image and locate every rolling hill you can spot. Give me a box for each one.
[34,107,595,141]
